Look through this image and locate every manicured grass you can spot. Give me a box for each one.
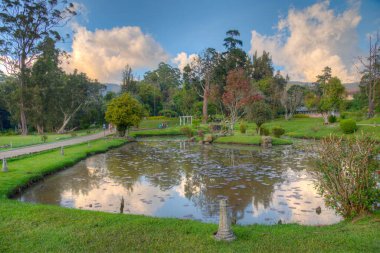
[214,135,292,145]
[132,117,380,142]
[0,135,379,252]
[130,127,183,138]
[0,128,102,151]
[359,116,380,124]
[137,118,179,129]
[0,199,378,252]
[261,118,380,141]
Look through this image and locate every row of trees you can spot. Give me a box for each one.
[0,37,105,133]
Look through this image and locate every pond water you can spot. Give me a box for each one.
[16,141,342,225]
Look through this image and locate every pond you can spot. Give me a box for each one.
[16,141,342,225]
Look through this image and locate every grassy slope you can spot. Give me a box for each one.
[0,137,379,252]
[0,128,102,151]
[261,118,380,141]
[214,135,292,145]
[0,138,127,198]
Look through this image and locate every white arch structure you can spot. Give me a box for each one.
[179,116,193,126]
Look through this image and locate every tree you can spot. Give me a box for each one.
[222,69,260,133]
[143,62,181,110]
[172,88,198,116]
[246,101,272,135]
[105,93,143,136]
[56,71,102,133]
[193,48,220,123]
[281,84,305,120]
[316,66,332,85]
[318,77,345,124]
[358,33,380,118]
[252,51,274,81]
[0,0,76,135]
[223,30,243,50]
[137,82,162,115]
[29,38,64,133]
[121,64,138,94]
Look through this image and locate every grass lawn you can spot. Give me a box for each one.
[0,128,102,151]
[214,135,292,145]
[261,118,380,141]
[358,116,380,124]
[0,136,379,252]
[130,126,183,138]
[137,118,179,129]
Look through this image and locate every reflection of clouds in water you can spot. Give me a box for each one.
[19,141,342,225]
[247,180,341,225]
[60,178,167,215]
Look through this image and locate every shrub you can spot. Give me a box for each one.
[239,122,247,134]
[197,129,204,138]
[70,132,77,137]
[294,114,310,118]
[40,135,48,143]
[258,126,270,136]
[247,101,272,131]
[341,111,364,121]
[340,119,357,134]
[328,115,337,123]
[313,135,379,218]
[146,116,167,120]
[158,109,177,118]
[180,126,193,138]
[311,126,320,133]
[192,119,201,128]
[272,126,285,138]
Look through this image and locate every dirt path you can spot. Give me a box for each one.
[0,130,114,159]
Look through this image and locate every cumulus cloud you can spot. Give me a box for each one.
[250,1,362,82]
[62,25,169,83]
[172,52,199,72]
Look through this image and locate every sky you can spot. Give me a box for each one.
[59,0,380,84]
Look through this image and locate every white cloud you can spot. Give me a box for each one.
[62,25,169,83]
[250,1,362,82]
[172,52,199,72]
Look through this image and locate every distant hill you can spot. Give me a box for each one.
[289,81,360,93]
[103,83,121,94]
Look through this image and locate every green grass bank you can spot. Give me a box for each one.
[214,135,292,145]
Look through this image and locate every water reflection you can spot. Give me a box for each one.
[16,141,341,225]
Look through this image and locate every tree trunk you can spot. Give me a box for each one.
[368,98,375,118]
[19,103,28,135]
[57,104,83,134]
[322,112,329,124]
[36,124,44,134]
[57,114,72,134]
[19,52,28,135]
[202,87,209,124]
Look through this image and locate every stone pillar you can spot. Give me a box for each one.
[261,136,272,148]
[2,158,8,172]
[214,199,235,241]
[60,146,64,156]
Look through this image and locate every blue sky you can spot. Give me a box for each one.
[61,0,380,83]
